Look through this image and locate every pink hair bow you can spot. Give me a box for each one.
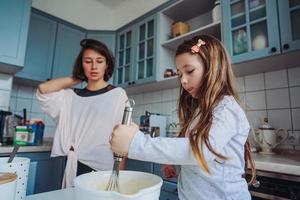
[191,39,206,53]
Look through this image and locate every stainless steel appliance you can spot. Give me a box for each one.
[247,170,300,200]
[140,111,167,137]
[0,110,22,145]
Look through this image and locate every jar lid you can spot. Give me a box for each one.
[0,172,17,184]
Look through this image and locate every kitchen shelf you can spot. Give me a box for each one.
[162,0,215,22]
[125,76,179,95]
[161,21,221,51]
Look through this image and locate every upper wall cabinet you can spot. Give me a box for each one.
[134,15,157,85]
[16,12,57,81]
[277,0,300,53]
[87,31,116,53]
[0,0,31,74]
[222,0,280,63]
[115,14,158,88]
[222,0,300,64]
[52,24,86,78]
[115,25,135,87]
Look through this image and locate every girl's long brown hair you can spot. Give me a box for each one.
[176,35,256,185]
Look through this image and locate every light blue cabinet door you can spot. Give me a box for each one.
[18,152,66,195]
[134,14,157,85]
[115,26,135,87]
[125,159,153,173]
[52,24,86,78]
[222,0,281,63]
[16,12,57,81]
[277,0,300,53]
[26,161,37,195]
[160,181,179,200]
[0,0,31,68]
[87,32,116,53]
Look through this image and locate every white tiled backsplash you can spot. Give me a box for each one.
[5,67,300,148]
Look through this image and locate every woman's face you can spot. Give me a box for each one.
[82,49,107,82]
[176,52,205,98]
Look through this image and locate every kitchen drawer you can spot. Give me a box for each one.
[160,181,179,200]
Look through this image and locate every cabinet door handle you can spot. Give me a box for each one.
[270,47,277,53]
[132,81,135,85]
[128,82,131,85]
[283,43,290,50]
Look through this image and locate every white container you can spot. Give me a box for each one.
[0,172,17,200]
[0,157,30,200]
[212,0,221,22]
[74,170,163,200]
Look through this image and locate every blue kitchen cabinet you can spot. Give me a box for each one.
[16,12,57,81]
[160,181,179,200]
[222,0,281,64]
[125,159,153,173]
[52,23,86,78]
[87,31,116,53]
[0,0,31,73]
[115,26,135,87]
[115,14,158,88]
[17,152,66,195]
[277,0,300,53]
[134,15,158,85]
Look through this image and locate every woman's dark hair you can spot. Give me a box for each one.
[72,38,115,82]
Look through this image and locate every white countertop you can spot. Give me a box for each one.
[251,151,300,176]
[27,188,75,200]
[0,138,52,154]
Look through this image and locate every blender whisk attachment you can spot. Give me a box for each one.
[106,99,135,192]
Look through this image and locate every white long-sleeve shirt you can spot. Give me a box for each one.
[36,87,128,188]
[128,96,251,200]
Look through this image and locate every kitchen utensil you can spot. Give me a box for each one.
[0,172,17,200]
[23,108,27,125]
[8,145,20,163]
[74,171,162,200]
[252,118,289,154]
[106,99,135,192]
[0,157,30,200]
[0,110,12,143]
[3,114,22,145]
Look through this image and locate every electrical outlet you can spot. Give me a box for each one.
[285,131,300,145]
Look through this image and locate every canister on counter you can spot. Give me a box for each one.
[14,126,28,145]
[0,172,17,200]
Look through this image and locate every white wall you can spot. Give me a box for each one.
[32,0,167,30]
[0,73,13,111]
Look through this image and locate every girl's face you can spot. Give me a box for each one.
[82,49,107,82]
[176,52,205,98]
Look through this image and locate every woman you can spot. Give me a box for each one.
[37,39,128,188]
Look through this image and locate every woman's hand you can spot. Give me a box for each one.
[110,123,139,156]
[162,165,177,180]
[38,77,82,94]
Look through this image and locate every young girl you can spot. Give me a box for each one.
[37,39,128,188]
[110,35,256,200]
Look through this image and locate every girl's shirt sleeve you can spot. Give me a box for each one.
[36,89,66,122]
[128,97,249,165]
